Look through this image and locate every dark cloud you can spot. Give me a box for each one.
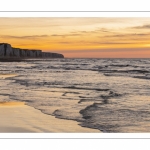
[69,28,110,36]
[54,40,147,45]
[51,41,133,45]
[1,35,49,39]
[79,28,110,34]
[79,31,89,33]
[132,24,150,29]
[96,28,110,33]
[86,42,133,45]
[47,28,111,38]
[104,33,150,38]
[51,33,81,37]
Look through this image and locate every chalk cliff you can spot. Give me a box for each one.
[0,43,64,58]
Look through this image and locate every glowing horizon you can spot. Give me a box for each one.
[0,17,150,58]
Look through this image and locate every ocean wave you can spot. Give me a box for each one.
[0,58,150,132]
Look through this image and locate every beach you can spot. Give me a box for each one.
[0,58,150,132]
[0,101,99,133]
[0,74,100,133]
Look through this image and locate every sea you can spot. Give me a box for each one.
[0,58,150,132]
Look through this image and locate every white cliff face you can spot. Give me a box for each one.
[42,52,46,57]
[23,50,28,57]
[36,50,42,57]
[29,50,34,57]
[20,50,26,57]
[26,50,31,57]
[0,43,64,58]
[13,48,20,57]
[0,43,13,57]
[5,44,13,57]
[0,44,4,57]
[32,50,36,57]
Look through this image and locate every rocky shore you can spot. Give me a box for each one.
[0,43,64,59]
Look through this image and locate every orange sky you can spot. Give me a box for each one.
[0,17,150,58]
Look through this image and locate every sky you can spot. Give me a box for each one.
[0,17,150,58]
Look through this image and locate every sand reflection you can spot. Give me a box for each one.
[0,101,24,107]
[0,74,18,79]
[0,101,99,132]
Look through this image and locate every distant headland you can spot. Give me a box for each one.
[0,43,64,59]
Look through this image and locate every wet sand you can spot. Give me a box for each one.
[0,101,100,133]
[0,74,100,133]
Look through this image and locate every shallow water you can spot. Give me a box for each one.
[0,58,150,132]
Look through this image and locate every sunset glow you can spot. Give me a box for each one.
[0,17,150,58]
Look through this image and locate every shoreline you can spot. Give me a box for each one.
[0,58,64,62]
[0,74,100,133]
[0,101,100,133]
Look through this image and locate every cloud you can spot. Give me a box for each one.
[49,40,133,45]
[64,28,111,37]
[86,42,133,45]
[96,28,111,33]
[50,39,147,46]
[58,42,71,44]
[54,47,150,54]
[1,35,49,39]
[51,33,81,38]
[75,28,111,34]
[132,24,150,29]
[104,33,150,38]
